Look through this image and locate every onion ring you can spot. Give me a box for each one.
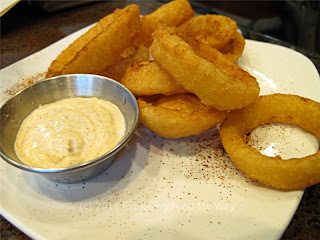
[121,60,187,96]
[179,14,237,50]
[138,94,227,139]
[151,24,260,110]
[219,94,320,190]
[46,5,141,77]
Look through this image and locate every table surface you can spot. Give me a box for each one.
[1,1,319,239]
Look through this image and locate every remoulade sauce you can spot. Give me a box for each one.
[14,97,126,168]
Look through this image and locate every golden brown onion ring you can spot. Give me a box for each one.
[179,29,245,63]
[46,5,141,78]
[121,60,187,96]
[220,94,320,190]
[220,31,245,62]
[179,14,237,50]
[138,94,227,139]
[151,24,259,110]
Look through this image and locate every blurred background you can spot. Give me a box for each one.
[2,0,319,70]
[198,0,319,54]
[23,0,320,55]
[1,0,319,54]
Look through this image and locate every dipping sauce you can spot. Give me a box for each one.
[14,97,126,168]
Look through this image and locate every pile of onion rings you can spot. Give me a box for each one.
[219,94,320,190]
[119,2,259,139]
[44,1,320,190]
[46,0,194,79]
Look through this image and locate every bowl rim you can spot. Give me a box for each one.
[0,74,140,173]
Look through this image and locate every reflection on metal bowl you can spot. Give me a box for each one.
[0,74,139,183]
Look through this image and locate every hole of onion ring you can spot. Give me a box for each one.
[247,122,319,160]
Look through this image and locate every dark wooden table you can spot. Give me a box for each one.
[1,1,319,239]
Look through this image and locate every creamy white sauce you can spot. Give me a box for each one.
[14,97,126,168]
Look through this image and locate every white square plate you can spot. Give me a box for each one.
[1,25,320,240]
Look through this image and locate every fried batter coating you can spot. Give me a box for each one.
[135,0,194,47]
[121,60,187,96]
[220,32,245,62]
[138,94,227,139]
[179,14,237,50]
[100,45,150,81]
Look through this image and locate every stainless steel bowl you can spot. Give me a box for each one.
[0,74,139,183]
